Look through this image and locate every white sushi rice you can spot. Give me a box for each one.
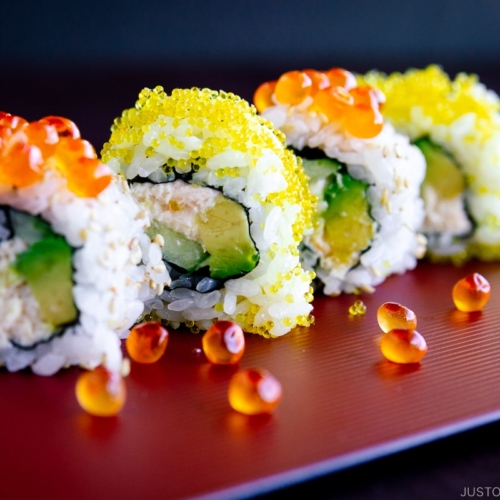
[263,102,427,295]
[0,170,169,375]
[103,88,316,337]
[361,67,500,260]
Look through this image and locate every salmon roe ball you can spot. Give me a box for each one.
[228,368,282,415]
[23,121,59,159]
[325,68,357,90]
[377,302,417,333]
[0,141,44,188]
[253,81,277,113]
[302,69,331,95]
[75,366,126,417]
[343,103,383,138]
[380,329,427,364]
[452,273,491,312]
[313,86,354,122]
[202,320,245,365]
[126,321,169,364]
[65,157,113,198]
[274,71,312,105]
[39,116,80,139]
[0,112,27,130]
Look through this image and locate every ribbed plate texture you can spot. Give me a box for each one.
[1,260,500,499]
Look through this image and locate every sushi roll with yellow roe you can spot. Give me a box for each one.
[0,113,159,375]
[255,69,427,295]
[102,87,316,337]
[361,65,500,261]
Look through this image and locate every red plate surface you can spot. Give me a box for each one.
[2,260,500,499]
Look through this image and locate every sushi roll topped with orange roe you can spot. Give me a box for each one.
[0,113,162,375]
[255,69,427,295]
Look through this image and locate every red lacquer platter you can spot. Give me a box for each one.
[2,260,500,499]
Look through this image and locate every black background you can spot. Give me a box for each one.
[3,0,500,149]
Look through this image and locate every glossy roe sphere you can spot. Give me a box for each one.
[253,81,276,113]
[380,329,427,364]
[202,320,245,365]
[75,366,126,417]
[274,71,312,105]
[377,302,417,333]
[452,273,491,312]
[228,368,282,415]
[126,321,169,363]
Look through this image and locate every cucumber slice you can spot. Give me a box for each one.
[302,157,341,182]
[13,236,77,329]
[9,209,54,244]
[147,220,208,272]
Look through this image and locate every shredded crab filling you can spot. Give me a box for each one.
[0,208,77,350]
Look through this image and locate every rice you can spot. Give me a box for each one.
[102,87,317,337]
[361,65,500,261]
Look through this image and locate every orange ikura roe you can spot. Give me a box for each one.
[126,322,169,364]
[39,116,81,139]
[253,81,277,113]
[380,329,428,364]
[0,141,44,188]
[325,68,357,90]
[202,320,245,365]
[75,366,126,417]
[274,71,312,105]
[0,112,112,195]
[313,86,354,122]
[255,68,385,139]
[343,103,383,139]
[377,302,417,333]
[228,368,282,415]
[452,273,491,312]
[302,69,331,94]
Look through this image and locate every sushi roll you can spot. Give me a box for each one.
[0,113,158,375]
[254,69,427,295]
[361,65,500,261]
[101,86,316,337]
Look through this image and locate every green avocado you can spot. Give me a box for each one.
[303,158,376,270]
[414,138,465,199]
[13,236,77,329]
[322,173,376,268]
[197,196,259,280]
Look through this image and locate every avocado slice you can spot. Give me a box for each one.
[147,219,209,272]
[197,196,259,280]
[303,157,376,270]
[322,173,376,268]
[13,236,77,329]
[414,138,465,199]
